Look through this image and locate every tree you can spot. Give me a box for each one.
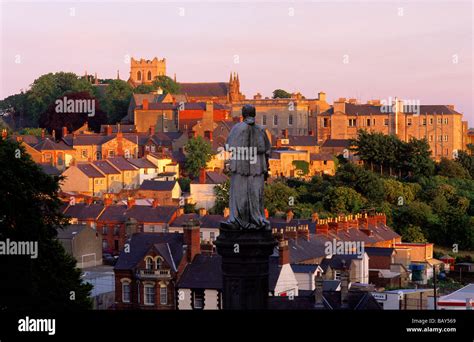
[38,91,107,138]
[0,92,29,128]
[0,138,92,310]
[436,157,471,179]
[272,89,291,99]
[323,186,366,214]
[102,80,133,124]
[152,76,180,94]
[184,137,213,178]
[401,225,427,243]
[264,181,298,216]
[27,72,94,126]
[456,150,474,178]
[133,84,155,94]
[211,179,230,215]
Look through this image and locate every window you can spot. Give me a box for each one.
[137,71,142,81]
[444,118,448,124]
[156,257,162,269]
[102,239,108,249]
[422,118,427,126]
[95,179,99,185]
[273,115,278,126]
[102,225,108,235]
[288,114,293,126]
[122,282,131,303]
[193,290,204,310]
[108,150,115,158]
[113,226,120,236]
[348,119,356,127]
[429,135,433,142]
[160,287,168,305]
[366,118,371,127]
[384,118,389,126]
[144,285,155,305]
[147,71,152,81]
[146,257,154,270]
[444,135,449,142]
[210,232,215,241]
[430,118,434,125]
[81,150,88,158]
[151,145,156,153]
[322,118,329,128]
[438,118,442,124]
[200,232,203,241]
[407,118,412,126]
[334,271,341,280]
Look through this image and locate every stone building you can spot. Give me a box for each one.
[316,98,469,160]
[128,57,167,86]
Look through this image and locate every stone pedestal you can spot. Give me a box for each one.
[214,223,277,310]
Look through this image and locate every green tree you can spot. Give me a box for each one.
[26,72,93,126]
[264,181,298,216]
[184,137,213,178]
[152,76,181,94]
[272,89,292,99]
[102,80,133,124]
[133,84,155,94]
[211,179,230,215]
[400,225,427,243]
[436,157,471,179]
[323,186,366,214]
[0,138,92,310]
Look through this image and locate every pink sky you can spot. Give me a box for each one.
[1,1,473,124]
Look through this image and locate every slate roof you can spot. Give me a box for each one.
[178,82,229,97]
[139,180,177,191]
[365,247,395,257]
[320,254,362,272]
[77,163,105,178]
[38,163,61,176]
[290,264,320,274]
[63,203,105,221]
[199,214,224,229]
[288,135,317,146]
[325,103,462,116]
[62,134,115,146]
[100,125,136,133]
[127,158,157,169]
[106,157,137,171]
[92,160,120,175]
[321,139,351,148]
[191,171,228,184]
[114,233,184,271]
[34,138,74,151]
[177,254,282,291]
[177,254,223,289]
[98,205,177,223]
[169,213,200,227]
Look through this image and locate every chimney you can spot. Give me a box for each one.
[143,98,149,110]
[149,126,155,135]
[311,212,319,223]
[318,91,326,102]
[104,195,113,207]
[283,226,297,240]
[286,210,294,223]
[223,207,230,218]
[314,273,324,308]
[1,129,7,140]
[278,240,289,266]
[85,196,93,206]
[315,220,329,235]
[340,263,350,308]
[199,168,206,184]
[264,208,269,219]
[41,129,45,139]
[198,207,207,217]
[177,207,184,217]
[105,125,112,136]
[297,225,310,241]
[62,126,68,137]
[127,197,135,208]
[152,198,160,208]
[282,129,289,139]
[183,220,201,262]
[253,93,262,100]
[52,130,56,140]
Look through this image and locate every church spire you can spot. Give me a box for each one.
[117,70,120,80]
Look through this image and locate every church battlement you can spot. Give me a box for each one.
[129,56,166,86]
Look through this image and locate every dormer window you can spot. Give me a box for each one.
[146,257,154,270]
[156,257,163,269]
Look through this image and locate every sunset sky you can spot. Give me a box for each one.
[1,1,473,123]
